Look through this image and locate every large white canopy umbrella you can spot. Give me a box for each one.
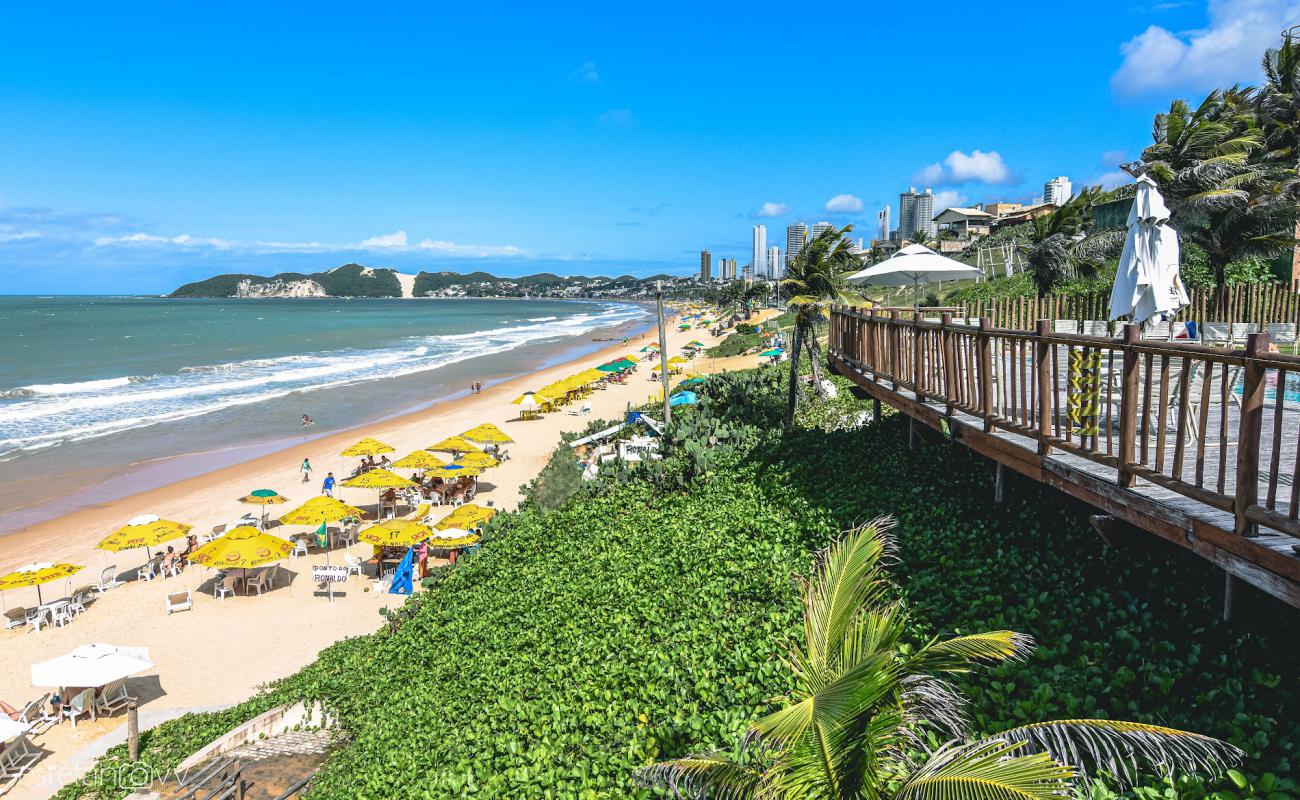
[1109,174,1187,325]
[848,244,984,307]
[0,717,30,743]
[31,643,153,688]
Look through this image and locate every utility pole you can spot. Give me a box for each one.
[656,280,672,427]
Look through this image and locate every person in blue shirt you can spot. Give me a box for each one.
[322,472,336,497]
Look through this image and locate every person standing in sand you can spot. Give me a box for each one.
[322,472,335,498]
[301,458,313,484]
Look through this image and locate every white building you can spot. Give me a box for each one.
[898,187,935,239]
[811,221,834,242]
[751,225,767,285]
[877,205,891,243]
[1043,176,1072,207]
[766,246,781,280]
[785,223,807,266]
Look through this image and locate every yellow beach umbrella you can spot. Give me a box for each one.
[512,391,539,405]
[341,468,415,489]
[357,519,432,548]
[340,437,395,457]
[188,527,293,570]
[428,463,482,479]
[427,528,480,548]
[391,450,447,470]
[239,489,288,506]
[98,515,192,555]
[0,562,83,606]
[454,451,499,469]
[461,423,514,445]
[278,496,363,526]
[574,369,606,383]
[668,355,689,365]
[426,435,480,454]
[437,503,496,529]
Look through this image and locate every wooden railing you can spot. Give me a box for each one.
[829,306,1300,540]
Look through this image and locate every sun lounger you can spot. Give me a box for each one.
[166,590,193,614]
[17,694,55,736]
[95,680,135,717]
[3,607,27,630]
[61,689,95,729]
[97,565,125,593]
[0,734,41,794]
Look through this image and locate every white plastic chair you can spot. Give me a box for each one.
[95,680,135,716]
[62,689,95,728]
[214,572,237,601]
[290,538,309,559]
[98,565,125,592]
[343,553,364,579]
[166,590,193,614]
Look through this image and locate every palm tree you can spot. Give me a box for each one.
[1024,187,1124,294]
[779,224,867,426]
[636,519,1242,800]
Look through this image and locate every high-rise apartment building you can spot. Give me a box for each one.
[898,187,935,240]
[718,257,736,280]
[1043,176,1072,207]
[766,246,780,280]
[699,250,712,282]
[878,205,891,243]
[751,225,767,284]
[811,221,834,242]
[785,223,807,266]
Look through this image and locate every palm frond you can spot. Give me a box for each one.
[895,739,1075,800]
[801,518,896,669]
[910,631,1034,673]
[751,651,900,746]
[633,752,767,800]
[901,674,970,739]
[981,719,1244,787]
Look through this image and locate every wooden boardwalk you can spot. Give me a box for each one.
[828,308,1300,615]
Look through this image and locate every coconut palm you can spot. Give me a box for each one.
[636,518,1242,800]
[779,224,867,426]
[1024,187,1124,294]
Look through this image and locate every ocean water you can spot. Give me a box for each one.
[0,296,651,529]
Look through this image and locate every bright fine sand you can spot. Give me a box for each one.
[0,309,776,799]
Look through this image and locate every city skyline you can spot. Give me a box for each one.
[2,0,1297,293]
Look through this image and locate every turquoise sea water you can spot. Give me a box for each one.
[0,296,650,528]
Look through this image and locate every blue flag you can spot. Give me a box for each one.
[388,547,414,595]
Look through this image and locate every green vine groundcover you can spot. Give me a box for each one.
[58,367,1298,799]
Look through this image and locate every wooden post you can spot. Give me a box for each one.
[127,700,140,762]
[889,311,901,391]
[872,397,881,423]
[913,312,924,401]
[1223,572,1239,624]
[1117,324,1141,488]
[994,462,1005,503]
[1234,332,1269,537]
[1035,319,1052,455]
[941,313,958,414]
[978,318,993,431]
[908,417,916,450]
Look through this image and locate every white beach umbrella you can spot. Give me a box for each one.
[1109,174,1188,324]
[848,244,983,307]
[31,643,154,688]
[0,717,30,743]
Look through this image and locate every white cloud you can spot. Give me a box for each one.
[1112,0,1300,96]
[0,231,41,243]
[750,202,792,218]
[94,232,235,249]
[824,193,865,214]
[416,239,529,257]
[570,62,600,84]
[359,230,408,248]
[915,150,1015,185]
[932,189,969,211]
[598,109,633,126]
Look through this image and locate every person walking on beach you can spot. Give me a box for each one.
[301,458,312,484]
[322,472,335,497]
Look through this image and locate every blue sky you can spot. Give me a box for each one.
[2,0,1297,293]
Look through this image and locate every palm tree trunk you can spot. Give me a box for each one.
[785,321,805,426]
[805,323,826,393]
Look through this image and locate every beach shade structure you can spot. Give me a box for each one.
[848,243,983,307]
[426,435,481,455]
[31,643,153,689]
[188,526,293,579]
[0,563,83,606]
[437,503,496,529]
[428,527,480,548]
[98,515,192,560]
[358,519,432,548]
[669,391,699,407]
[461,423,514,445]
[759,348,784,358]
[339,437,395,458]
[454,451,500,470]
[595,361,624,373]
[238,489,289,524]
[1108,174,1188,324]
[428,463,482,480]
[513,391,542,418]
[678,323,692,331]
[341,468,415,490]
[390,450,447,470]
[278,496,363,527]
[678,376,706,387]
[667,355,689,366]
[0,716,30,743]
[512,390,540,405]
[621,354,641,363]
[640,344,660,352]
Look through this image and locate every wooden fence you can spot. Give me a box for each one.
[961,284,1300,331]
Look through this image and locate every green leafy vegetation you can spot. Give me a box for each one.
[57,367,1299,799]
[170,264,401,297]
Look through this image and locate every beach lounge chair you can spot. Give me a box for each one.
[0,734,40,794]
[95,681,135,717]
[245,569,271,596]
[97,565,125,593]
[3,607,27,630]
[61,689,95,729]
[165,590,193,614]
[16,694,55,736]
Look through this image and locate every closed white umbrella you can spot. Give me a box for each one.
[1109,174,1187,324]
[848,244,984,307]
[31,643,154,688]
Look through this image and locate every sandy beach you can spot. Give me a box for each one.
[0,308,776,799]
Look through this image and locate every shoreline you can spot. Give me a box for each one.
[0,299,655,535]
